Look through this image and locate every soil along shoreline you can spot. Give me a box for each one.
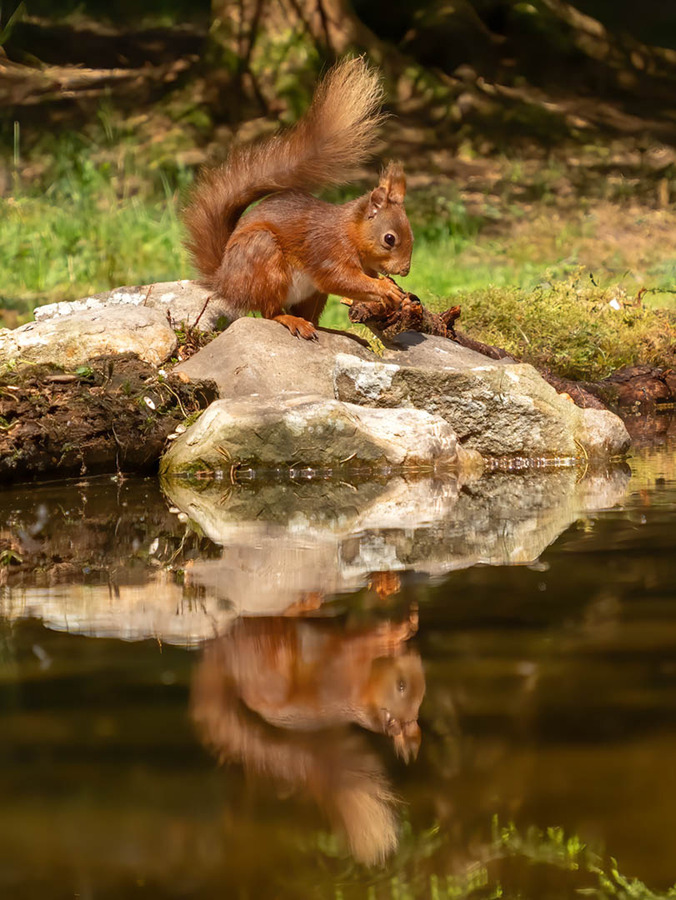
[0,355,215,481]
[0,279,662,483]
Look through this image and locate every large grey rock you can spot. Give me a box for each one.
[173,318,629,461]
[175,315,373,398]
[160,394,468,475]
[334,351,631,459]
[383,331,516,369]
[377,335,633,458]
[32,279,229,332]
[0,305,177,369]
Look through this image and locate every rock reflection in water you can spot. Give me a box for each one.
[0,465,631,644]
[191,611,424,865]
[169,466,631,618]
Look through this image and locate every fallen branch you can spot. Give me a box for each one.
[341,287,460,342]
[0,56,195,107]
[341,282,510,361]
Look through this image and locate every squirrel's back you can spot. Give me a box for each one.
[183,58,385,282]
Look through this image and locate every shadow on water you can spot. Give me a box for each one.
[0,430,675,898]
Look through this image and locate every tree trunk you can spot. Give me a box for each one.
[210,0,379,58]
[207,0,415,119]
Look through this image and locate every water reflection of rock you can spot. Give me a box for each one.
[166,466,631,616]
[0,466,631,644]
[191,613,424,865]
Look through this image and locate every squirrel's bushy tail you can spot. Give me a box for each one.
[183,57,385,280]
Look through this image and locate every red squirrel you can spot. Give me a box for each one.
[191,616,421,864]
[183,57,414,340]
[193,613,423,760]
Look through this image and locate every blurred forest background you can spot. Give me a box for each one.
[1,0,676,377]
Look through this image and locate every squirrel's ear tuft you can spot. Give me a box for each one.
[379,162,406,204]
[367,185,388,218]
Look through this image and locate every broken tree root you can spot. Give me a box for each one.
[341,281,509,361]
[341,289,460,342]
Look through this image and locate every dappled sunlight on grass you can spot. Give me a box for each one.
[0,135,193,319]
[1,180,191,314]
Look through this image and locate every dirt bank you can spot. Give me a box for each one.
[0,354,214,482]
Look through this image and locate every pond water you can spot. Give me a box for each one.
[1,427,675,899]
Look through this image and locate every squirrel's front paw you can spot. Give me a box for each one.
[381,279,406,306]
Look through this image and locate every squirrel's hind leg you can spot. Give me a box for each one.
[215,227,289,317]
[216,228,319,340]
[274,292,328,340]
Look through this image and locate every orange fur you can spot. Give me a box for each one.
[191,614,424,864]
[183,58,414,338]
[194,615,424,753]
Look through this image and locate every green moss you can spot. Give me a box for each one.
[435,275,675,381]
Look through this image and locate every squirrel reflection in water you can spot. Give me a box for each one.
[191,608,424,865]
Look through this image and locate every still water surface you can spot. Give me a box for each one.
[1,434,675,899]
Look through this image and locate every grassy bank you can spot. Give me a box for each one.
[0,140,192,324]
[1,139,675,380]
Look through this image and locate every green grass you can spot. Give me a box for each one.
[0,148,191,315]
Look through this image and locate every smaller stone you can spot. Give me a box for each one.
[575,408,631,459]
[32,280,230,333]
[0,306,177,369]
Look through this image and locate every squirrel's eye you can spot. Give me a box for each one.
[384,233,396,247]
[397,679,406,693]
